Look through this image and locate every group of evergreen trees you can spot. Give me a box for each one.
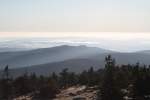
[0,55,150,100]
[0,67,59,99]
[98,55,150,100]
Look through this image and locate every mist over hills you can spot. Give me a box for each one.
[0,45,150,77]
[0,45,112,69]
[0,38,102,52]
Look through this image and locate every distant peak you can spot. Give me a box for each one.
[56,45,87,48]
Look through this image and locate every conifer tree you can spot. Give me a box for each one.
[98,55,123,100]
[0,65,13,99]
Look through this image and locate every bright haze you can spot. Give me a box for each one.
[0,0,150,52]
[0,33,150,52]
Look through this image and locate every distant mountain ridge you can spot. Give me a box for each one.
[0,45,113,69]
[0,45,150,77]
[136,50,150,54]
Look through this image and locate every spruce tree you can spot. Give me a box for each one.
[0,65,13,99]
[98,55,123,100]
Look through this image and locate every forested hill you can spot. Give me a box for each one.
[0,45,112,69]
[0,45,150,77]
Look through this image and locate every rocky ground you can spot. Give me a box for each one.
[53,86,98,100]
[14,85,98,100]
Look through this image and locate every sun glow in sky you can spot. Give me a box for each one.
[0,32,148,40]
[0,32,150,39]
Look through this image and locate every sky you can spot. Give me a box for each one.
[0,0,150,52]
[0,0,150,32]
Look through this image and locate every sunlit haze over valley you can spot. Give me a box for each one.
[0,32,150,52]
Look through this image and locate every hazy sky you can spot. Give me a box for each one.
[0,0,150,51]
[0,0,150,32]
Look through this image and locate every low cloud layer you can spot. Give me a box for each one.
[0,35,150,52]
